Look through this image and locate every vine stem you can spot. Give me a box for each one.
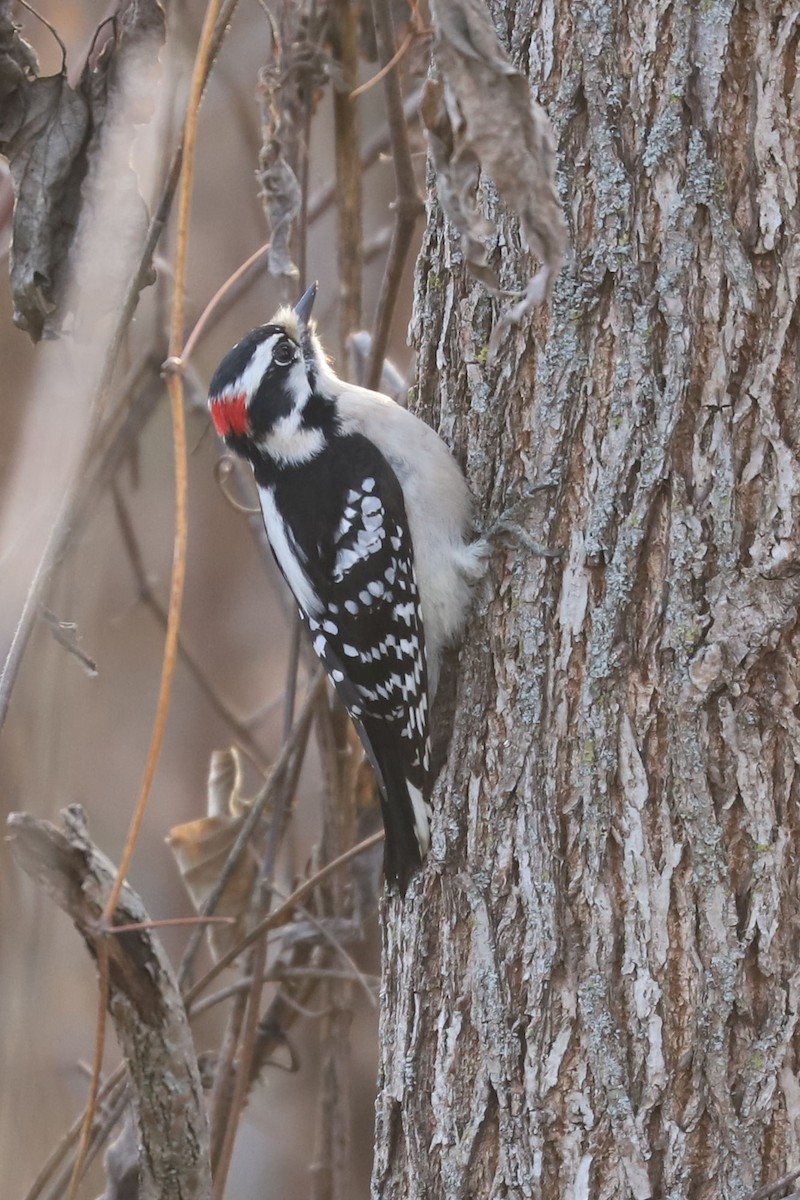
[66,2,224,1196]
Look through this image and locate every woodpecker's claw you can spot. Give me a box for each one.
[488,480,563,559]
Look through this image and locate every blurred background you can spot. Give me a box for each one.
[0,1,426,1195]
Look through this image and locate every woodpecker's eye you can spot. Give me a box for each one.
[273,340,295,368]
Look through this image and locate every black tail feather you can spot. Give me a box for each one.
[356,716,428,895]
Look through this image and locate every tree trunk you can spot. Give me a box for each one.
[374,2,800,1197]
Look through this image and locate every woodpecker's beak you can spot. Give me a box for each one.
[294,282,317,327]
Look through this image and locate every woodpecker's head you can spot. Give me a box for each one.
[208,282,332,464]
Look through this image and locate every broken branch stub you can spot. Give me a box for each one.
[7,806,211,1200]
[424,0,567,321]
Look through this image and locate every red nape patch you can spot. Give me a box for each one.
[210,393,248,437]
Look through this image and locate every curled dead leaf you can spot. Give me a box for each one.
[258,148,301,279]
[256,11,329,279]
[424,0,567,327]
[3,71,89,338]
[167,748,260,963]
[0,0,165,341]
[0,6,38,144]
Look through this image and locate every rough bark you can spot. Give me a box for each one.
[374,2,800,1198]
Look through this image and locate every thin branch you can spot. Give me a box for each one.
[184,830,385,1007]
[277,890,375,1008]
[365,0,424,391]
[331,0,363,357]
[307,86,422,226]
[211,915,268,1197]
[182,238,271,362]
[0,0,244,731]
[350,29,416,100]
[21,1069,127,1200]
[208,987,249,1173]
[101,0,222,929]
[112,485,272,774]
[175,90,423,359]
[177,670,326,988]
[69,3,224,1191]
[210,668,323,1194]
[189,967,380,1018]
[66,943,110,1200]
[748,1170,800,1200]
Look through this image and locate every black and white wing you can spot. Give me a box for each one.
[256,432,432,891]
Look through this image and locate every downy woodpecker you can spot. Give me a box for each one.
[208,284,483,893]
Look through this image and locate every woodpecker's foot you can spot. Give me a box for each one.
[488,481,563,559]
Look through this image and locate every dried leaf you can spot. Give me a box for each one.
[421,79,495,287]
[256,9,329,278]
[0,6,38,144]
[258,149,302,278]
[167,749,259,962]
[425,0,567,321]
[2,71,89,338]
[0,0,165,340]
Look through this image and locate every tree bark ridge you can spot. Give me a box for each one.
[374,0,800,1196]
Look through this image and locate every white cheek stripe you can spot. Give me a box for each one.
[226,334,282,398]
[259,410,326,465]
[258,485,323,618]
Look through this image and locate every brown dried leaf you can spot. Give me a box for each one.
[425,0,568,319]
[421,79,496,288]
[2,71,89,338]
[0,0,165,340]
[0,5,38,144]
[256,9,329,278]
[167,749,259,962]
[258,149,302,278]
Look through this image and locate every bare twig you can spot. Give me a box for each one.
[310,693,359,1200]
[177,90,423,358]
[21,1069,127,1200]
[99,0,223,926]
[748,1170,800,1200]
[211,920,268,1196]
[365,0,424,390]
[112,485,272,774]
[39,606,97,676]
[210,666,323,1194]
[331,0,363,357]
[189,967,380,1017]
[0,0,244,733]
[177,670,326,988]
[65,4,224,1192]
[184,830,385,1006]
[350,28,416,100]
[307,87,422,226]
[208,987,249,1173]
[279,890,375,1008]
[182,238,271,362]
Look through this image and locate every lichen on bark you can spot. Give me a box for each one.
[374,1,800,1197]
